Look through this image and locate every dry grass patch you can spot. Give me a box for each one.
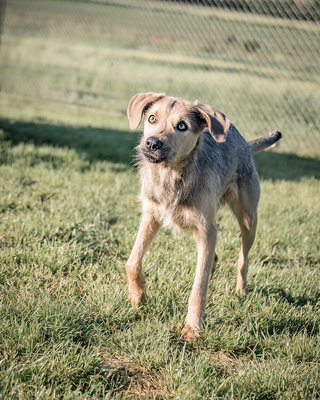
[102,352,167,399]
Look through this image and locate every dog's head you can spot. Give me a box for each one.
[127,92,230,165]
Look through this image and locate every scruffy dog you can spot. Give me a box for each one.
[125,92,281,340]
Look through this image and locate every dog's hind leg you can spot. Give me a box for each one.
[228,180,259,295]
[126,212,160,307]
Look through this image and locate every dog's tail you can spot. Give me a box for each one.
[248,131,282,154]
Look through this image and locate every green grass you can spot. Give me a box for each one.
[0,0,319,397]
[0,118,319,399]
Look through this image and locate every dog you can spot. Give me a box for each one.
[125,92,282,340]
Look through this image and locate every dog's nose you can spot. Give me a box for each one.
[146,137,163,151]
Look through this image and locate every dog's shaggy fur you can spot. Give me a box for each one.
[125,92,282,340]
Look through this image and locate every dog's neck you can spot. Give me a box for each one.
[138,140,202,208]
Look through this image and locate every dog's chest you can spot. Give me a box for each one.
[142,166,192,206]
[140,166,201,230]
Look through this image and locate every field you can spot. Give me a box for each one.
[1,0,320,154]
[1,0,320,399]
[1,115,320,399]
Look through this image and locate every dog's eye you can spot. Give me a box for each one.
[177,121,187,131]
[148,115,156,124]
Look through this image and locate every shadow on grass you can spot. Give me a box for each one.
[258,286,320,308]
[254,151,320,181]
[0,118,319,180]
[0,118,138,166]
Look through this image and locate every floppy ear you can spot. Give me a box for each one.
[195,101,230,142]
[127,92,165,130]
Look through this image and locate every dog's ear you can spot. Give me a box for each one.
[127,92,165,130]
[195,101,230,143]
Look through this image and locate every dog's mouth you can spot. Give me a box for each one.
[141,148,170,164]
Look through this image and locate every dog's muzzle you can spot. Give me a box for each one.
[142,137,168,163]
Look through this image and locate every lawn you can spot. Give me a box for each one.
[0,0,319,398]
[0,116,319,399]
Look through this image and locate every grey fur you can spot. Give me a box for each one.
[125,93,282,340]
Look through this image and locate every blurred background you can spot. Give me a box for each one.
[0,0,319,156]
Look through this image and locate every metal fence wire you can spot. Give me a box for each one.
[1,0,319,155]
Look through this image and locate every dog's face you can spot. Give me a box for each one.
[127,92,230,165]
[141,97,205,164]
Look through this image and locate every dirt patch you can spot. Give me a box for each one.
[102,352,167,399]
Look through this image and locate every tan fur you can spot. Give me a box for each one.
[126,92,282,340]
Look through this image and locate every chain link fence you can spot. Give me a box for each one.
[1,0,319,155]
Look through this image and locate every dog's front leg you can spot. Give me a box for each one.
[126,211,160,307]
[182,225,217,340]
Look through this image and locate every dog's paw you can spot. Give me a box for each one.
[128,289,147,308]
[126,266,147,307]
[181,324,200,341]
[235,286,247,296]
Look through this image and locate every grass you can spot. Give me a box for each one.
[0,0,319,397]
[0,117,319,399]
